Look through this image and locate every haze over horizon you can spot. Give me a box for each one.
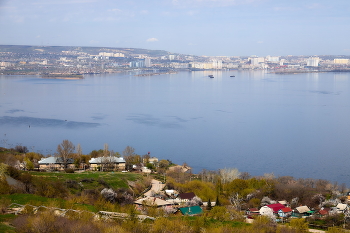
[0,0,350,57]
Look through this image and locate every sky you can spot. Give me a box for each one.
[0,0,350,56]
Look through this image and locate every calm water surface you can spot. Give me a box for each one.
[1,71,350,184]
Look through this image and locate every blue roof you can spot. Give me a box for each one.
[38,156,58,164]
[38,156,74,164]
[89,156,126,164]
[179,206,203,216]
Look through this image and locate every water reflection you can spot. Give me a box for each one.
[126,114,187,129]
[0,116,100,129]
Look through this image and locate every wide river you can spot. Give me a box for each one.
[1,70,350,185]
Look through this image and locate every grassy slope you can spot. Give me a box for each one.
[0,214,16,233]
[29,171,142,189]
[0,171,143,213]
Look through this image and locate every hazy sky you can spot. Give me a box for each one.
[0,0,349,56]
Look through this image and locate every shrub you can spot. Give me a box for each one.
[12,211,102,233]
[65,168,75,173]
[81,178,94,183]
[14,145,28,154]
[65,179,80,189]
[0,176,12,194]
[289,218,308,233]
[97,178,109,188]
[0,197,11,214]
[5,166,21,179]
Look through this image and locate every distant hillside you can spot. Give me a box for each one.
[0,45,173,57]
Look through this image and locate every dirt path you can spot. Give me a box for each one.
[308,229,325,233]
[143,179,165,197]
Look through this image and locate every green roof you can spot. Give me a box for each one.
[179,206,203,216]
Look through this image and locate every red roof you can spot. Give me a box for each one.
[319,209,329,215]
[267,203,286,213]
[280,207,293,213]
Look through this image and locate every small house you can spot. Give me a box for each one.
[134,197,172,208]
[267,203,286,213]
[177,192,196,203]
[179,206,203,216]
[336,203,348,213]
[278,207,293,218]
[38,156,74,171]
[89,156,126,171]
[259,206,274,216]
[293,206,311,218]
[318,208,330,217]
[246,208,260,217]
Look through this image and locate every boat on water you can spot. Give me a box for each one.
[230,75,235,77]
[208,75,214,78]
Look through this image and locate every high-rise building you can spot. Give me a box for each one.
[145,57,152,67]
[212,60,222,69]
[129,60,145,68]
[306,57,320,67]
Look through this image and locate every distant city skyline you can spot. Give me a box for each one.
[1,0,350,57]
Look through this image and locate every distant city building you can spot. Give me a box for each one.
[279,59,286,66]
[129,60,145,68]
[99,52,125,57]
[145,57,152,67]
[212,60,223,69]
[266,56,280,63]
[169,55,175,60]
[170,62,189,69]
[0,61,13,67]
[249,57,265,66]
[114,53,125,57]
[250,57,259,66]
[306,57,320,67]
[334,59,349,64]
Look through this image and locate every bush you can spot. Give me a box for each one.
[34,178,68,198]
[81,178,94,183]
[289,218,308,233]
[65,168,75,173]
[97,178,109,188]
[5,166,21,179]
[12,211,101,233]
[0,197,11,214]
[0,177,12,194]
[14,145,28,153]
[65,180,80,189]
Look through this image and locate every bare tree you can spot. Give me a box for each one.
[219,168,240,184]
[76,143,82,157]
[229,193,243,211]
[123,146,136,170]
[123,146,135,157]
[55,140,75,169]
[103,143,109,157]
[239,172,251,180]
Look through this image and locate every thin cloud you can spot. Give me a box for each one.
[171,0,262,7]
[108,8,122,13]
[186,10,198,16]
[89,40,100,44]
[146,38,159,42]
[32,0,97,5]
